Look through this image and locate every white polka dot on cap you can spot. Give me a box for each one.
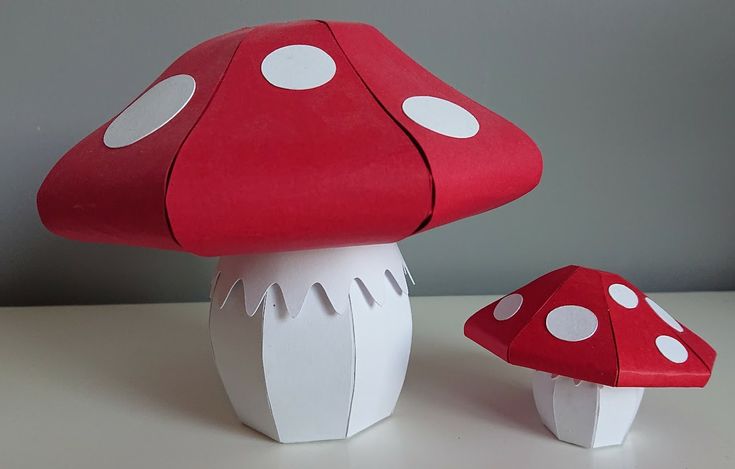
[546,305,599,342]
[608,283,639,309]
[646,297,684,332]
[655,335,688,363]
[104,74,196,149]
[493,293,523,321]
[261,44,336,90]
[402,96,479,138]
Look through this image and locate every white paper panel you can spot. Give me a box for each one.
[347,279,412,437]
[532,372,645,448]
[212,243,408,317]
[209,282,279,440]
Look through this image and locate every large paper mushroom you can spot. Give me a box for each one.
[464,265,716,448]
[37,20,542,443]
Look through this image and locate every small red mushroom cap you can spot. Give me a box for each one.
[464,265,716,387]
[37,20,542,256]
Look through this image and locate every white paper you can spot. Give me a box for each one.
[263,285,354,442]
[402,95,479,138]
[532,371,644,448]
[261,44,336,90]
[347,278,412,437]
[212,243,408,317]
[103,74,195,148]
[594,384,645,447]
[209,243,412,443]
[209,282,279,440]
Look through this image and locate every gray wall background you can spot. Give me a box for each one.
[2,1,734,305]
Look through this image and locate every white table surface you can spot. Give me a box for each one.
[1,293,732,468]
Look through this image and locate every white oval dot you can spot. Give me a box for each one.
[546,305,598,342]
[646,297,684,332]
[608,283,639,309]
[655,335,688,363]
[103,74,196,149]
[402,96,479,138]
[261,45,336,90]
[493,293,523,321]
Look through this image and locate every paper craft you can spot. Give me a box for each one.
[37,20,542,255]
[37,20,542,442]
[211,244,411,442]
[464,265,717,448]
[37,28,248,250]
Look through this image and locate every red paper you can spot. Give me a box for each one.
[465,266,716,387]
[37,28,248,250]
[38,20,542,255]
[325,21,543,231]
[166,21,431,255]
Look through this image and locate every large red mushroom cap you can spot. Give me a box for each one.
[37,20,542,256]
[464,265,716,387]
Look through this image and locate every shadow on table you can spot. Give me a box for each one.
[10,303,546,442]
[405,345,549,439]
[6,304,269,440]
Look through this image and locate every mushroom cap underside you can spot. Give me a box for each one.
[464,265,716,387]
[37,20,542,256]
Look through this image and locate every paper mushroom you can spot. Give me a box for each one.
[37,20,542,443]
[464,265,716,448]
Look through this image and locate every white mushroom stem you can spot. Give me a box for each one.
[532,371,644,448]
[209,243,412,443]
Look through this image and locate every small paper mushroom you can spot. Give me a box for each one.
[37,20,542,442]
[464,265,716,448]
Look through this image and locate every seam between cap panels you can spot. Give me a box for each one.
[506,266,581,370]
[678,329,714,375]
[676,332,717,372]
[161,28,252,250]
[598,270,622,387]
[319,20,436,234]
[664,301,714,374]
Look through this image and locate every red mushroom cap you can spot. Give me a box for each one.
[37,20,542,256]
[464,265,716,387]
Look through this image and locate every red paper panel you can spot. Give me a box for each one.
[600,272,714,387]
[464,265,578,360]
[679,327,717,372]
[509,268,619,386]
[325,21,543,231]
[37,28,249,250]
[465,266,716,387]
[166,21,432,255]
[38,20,543,255]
